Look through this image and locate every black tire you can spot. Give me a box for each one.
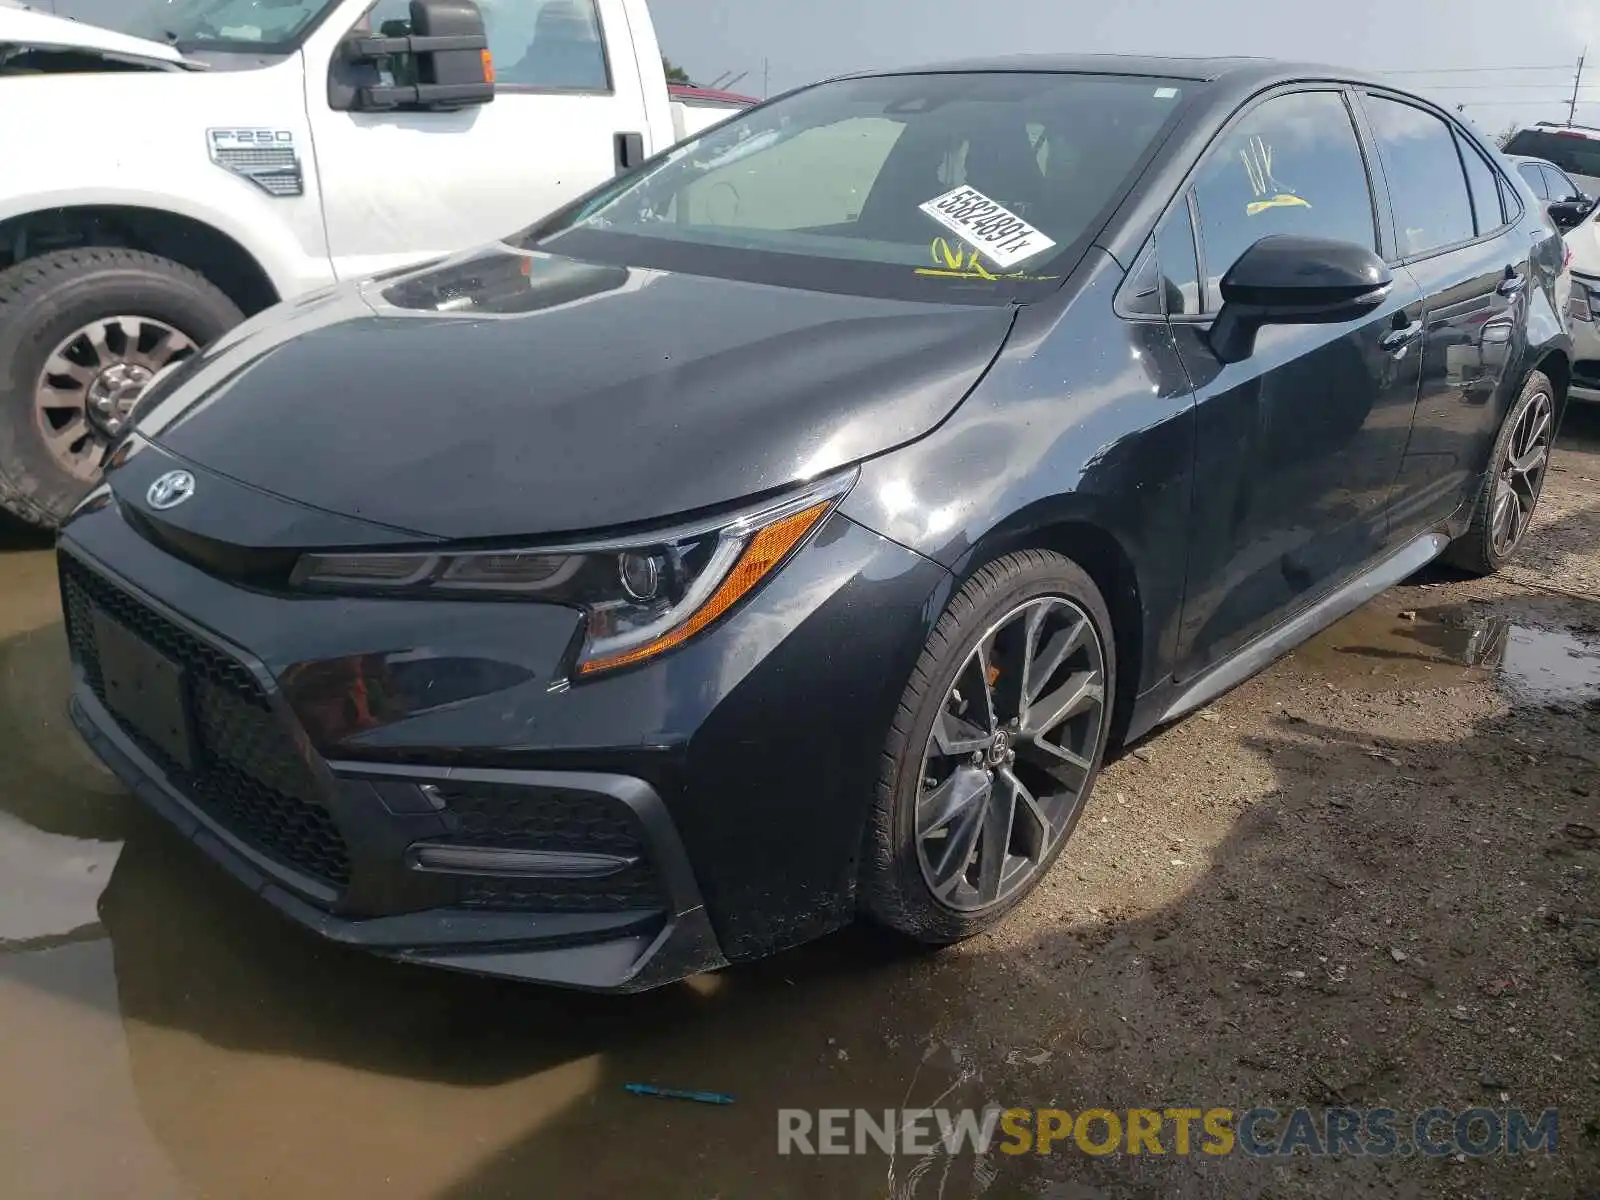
[1443,369,1558,576]
[0,248,243,529]
[861,549,1117,945]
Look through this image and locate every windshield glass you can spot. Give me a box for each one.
[1504,130,1600,183]
[526,71,1193,303]
[112,0,334,52]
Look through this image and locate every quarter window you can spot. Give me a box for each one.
[1365,96,1476,257]
[1191,91,1376,312]
[1457,135,1506,235]
[1155,200,1202,315]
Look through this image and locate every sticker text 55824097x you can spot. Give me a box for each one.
[918,186,1057,270]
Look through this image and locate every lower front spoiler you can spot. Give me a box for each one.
[70,689,728,993]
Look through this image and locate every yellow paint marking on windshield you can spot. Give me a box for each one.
[914,267,1061,281]
[1238,135,1311,216]
[921,237,1056,282]
[1247,193,1313,216]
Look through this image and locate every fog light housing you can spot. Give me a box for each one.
[409,843,637,878]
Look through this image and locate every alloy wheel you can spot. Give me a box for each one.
[1490,389,1554,559]
[33,316,197,481]
[914,595,1107,913]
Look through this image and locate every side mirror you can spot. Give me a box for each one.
[1210,235,1392,364]
[333,0,494,113]
[1547,199,1589,231]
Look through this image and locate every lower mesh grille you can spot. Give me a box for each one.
[438,782,663,913]
[59,554,352,891]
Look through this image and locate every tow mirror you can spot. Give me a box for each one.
[1210,235,1392,364]
[331,0,494,113]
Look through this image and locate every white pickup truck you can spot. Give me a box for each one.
[0,0,751,528]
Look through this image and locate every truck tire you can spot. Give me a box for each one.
[0,248,243,529]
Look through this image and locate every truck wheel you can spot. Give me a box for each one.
[0,248,243,529]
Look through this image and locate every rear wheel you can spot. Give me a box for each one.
[861,550,1115,944]
[0,248,242,529]
[1444,369,1557,575]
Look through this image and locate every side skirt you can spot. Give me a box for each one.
[1144,529,1451,731]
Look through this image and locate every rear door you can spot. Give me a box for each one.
[306,0,653,281]
[1167,88,1425,675]
[1359,92,1527,535]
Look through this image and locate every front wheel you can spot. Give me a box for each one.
[861,550,1116,945]
[0,248,243,529]
[1444,369,1557,575]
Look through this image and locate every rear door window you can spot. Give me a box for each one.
[1190,90,1377,312]
[1364,95,1476,258]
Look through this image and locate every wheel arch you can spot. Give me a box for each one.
[0,204,280,318]
[1530,346,1571,426]
[953,508,1149,749]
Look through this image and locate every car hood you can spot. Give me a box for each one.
[133,245,1017,542]
[0,4,186,64]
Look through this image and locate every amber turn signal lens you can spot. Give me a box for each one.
[482,50,495,83]
[576,500,831,675]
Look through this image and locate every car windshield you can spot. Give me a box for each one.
[1504,130,1600,184]
[111,0,335,52]
[526,71,1193,303]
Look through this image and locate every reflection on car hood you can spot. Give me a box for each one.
[133,245,1017,541]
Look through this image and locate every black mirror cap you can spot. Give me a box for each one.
[411,0,488,88]
[1218,235,1392,310]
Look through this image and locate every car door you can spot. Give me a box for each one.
[1359,93,1527,535]
[305,0,655,281]
[1165,88,1426,676]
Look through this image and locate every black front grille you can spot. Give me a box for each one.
[59,555,352,890]
[439,782,662,913]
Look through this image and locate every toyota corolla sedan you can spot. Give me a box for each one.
[57,55,1570,991]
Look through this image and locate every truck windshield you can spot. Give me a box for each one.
[528,71,1193,304]
[116,0,334,52]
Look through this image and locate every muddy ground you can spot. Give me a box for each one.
[0,409,1597,1200]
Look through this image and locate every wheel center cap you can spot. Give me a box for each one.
[987,729,1012,767]
[86,362,154,435]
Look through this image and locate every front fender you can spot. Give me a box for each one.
[0,68,332,299]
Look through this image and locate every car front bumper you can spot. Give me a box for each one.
[1568,272,1600,402]
[58,495,950,991]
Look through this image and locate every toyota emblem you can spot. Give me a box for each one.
[146,469,196,511]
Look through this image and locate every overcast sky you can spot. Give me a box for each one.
[32,0,1600,138]
[650,0,1599,139]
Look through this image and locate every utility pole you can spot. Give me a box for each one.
[763,57,770,99]
[1569,47,1587,125]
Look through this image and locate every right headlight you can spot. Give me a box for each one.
[291,469,857,677]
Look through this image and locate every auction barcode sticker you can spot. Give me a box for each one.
[918,186,1057,270]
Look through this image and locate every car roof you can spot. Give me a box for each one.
[841,53,1391,88]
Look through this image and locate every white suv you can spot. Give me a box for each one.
[1504,125,1600,401]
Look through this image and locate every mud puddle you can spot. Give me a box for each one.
[1288,593,1600,706]
[0,571,999,1199]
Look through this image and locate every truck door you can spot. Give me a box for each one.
[303,0,654,281]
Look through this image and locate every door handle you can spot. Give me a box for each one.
[614,131,645,174]
[1380,319,1423,352]
[1497,268,1527,297]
